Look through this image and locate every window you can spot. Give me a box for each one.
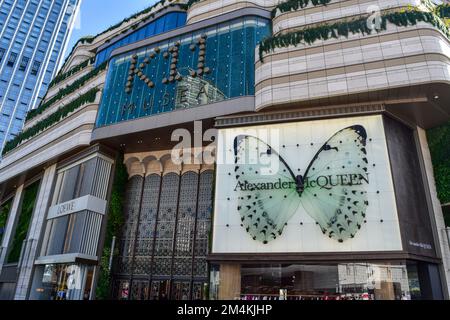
[7,52,17,67]
[31,60,41,75]
[0,48,5,63]
[19,56,29,71]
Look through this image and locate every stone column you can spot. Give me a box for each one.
[14,164,57,300]
[0,185,24,274]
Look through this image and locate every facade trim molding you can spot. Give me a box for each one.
[207,251,442,264]
[35,253,98,265]
[92,96,255,141]
[215,104,386,128]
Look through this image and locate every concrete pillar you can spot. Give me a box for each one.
[0,185,24,274]
[417,127,450,298]
[14,164,57,300]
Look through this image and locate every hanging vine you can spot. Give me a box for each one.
[271,0,332,18]
[26,62,107,122]
[259,8,450,61]
[49,57,96,89]
[3,88,99,156]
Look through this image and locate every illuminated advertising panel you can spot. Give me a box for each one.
[213,115,402,253]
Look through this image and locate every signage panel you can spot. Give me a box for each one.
[47,195,107,220]
[213,115,403,253]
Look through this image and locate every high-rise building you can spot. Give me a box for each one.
[0,0,81,152]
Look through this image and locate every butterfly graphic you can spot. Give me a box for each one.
[233,125,369,244]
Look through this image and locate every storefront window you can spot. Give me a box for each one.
[210,262,430,301]
[30,264,94,300]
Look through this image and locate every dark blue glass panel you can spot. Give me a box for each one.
[96,17,270,128]
[165,13,178,31]
[154,17,165,34]
[136,28,146,41]
[145,22,156,38]
[95,12,187,67]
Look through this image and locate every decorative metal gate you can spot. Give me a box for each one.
[112,170,213,300]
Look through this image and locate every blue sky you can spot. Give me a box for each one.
[66,0,157,57]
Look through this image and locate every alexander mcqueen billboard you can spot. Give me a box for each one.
[213,115,402,253]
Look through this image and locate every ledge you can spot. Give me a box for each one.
[35,253,98,265]
[92,96,256,141]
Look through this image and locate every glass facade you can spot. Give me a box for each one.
[95,11,187,67]
[0,0,80,152]
[113,170,214,300]
[96,16,270,128]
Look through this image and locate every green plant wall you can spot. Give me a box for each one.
[0,198,13,245]
[7,181,40,263]
[427,122,450,227]
[427,123,450,202]
[96,153,128,300]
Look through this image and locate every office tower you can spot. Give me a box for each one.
[0,0,81,152]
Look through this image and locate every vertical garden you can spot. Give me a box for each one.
[427,123,450,227]
[0,198,13,245]
[7,181,40,263]
[96,153,128,299]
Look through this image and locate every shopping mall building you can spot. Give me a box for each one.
[0,0,450,300]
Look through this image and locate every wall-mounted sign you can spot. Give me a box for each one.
[213,115,402,253]
[47,195,107,220]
